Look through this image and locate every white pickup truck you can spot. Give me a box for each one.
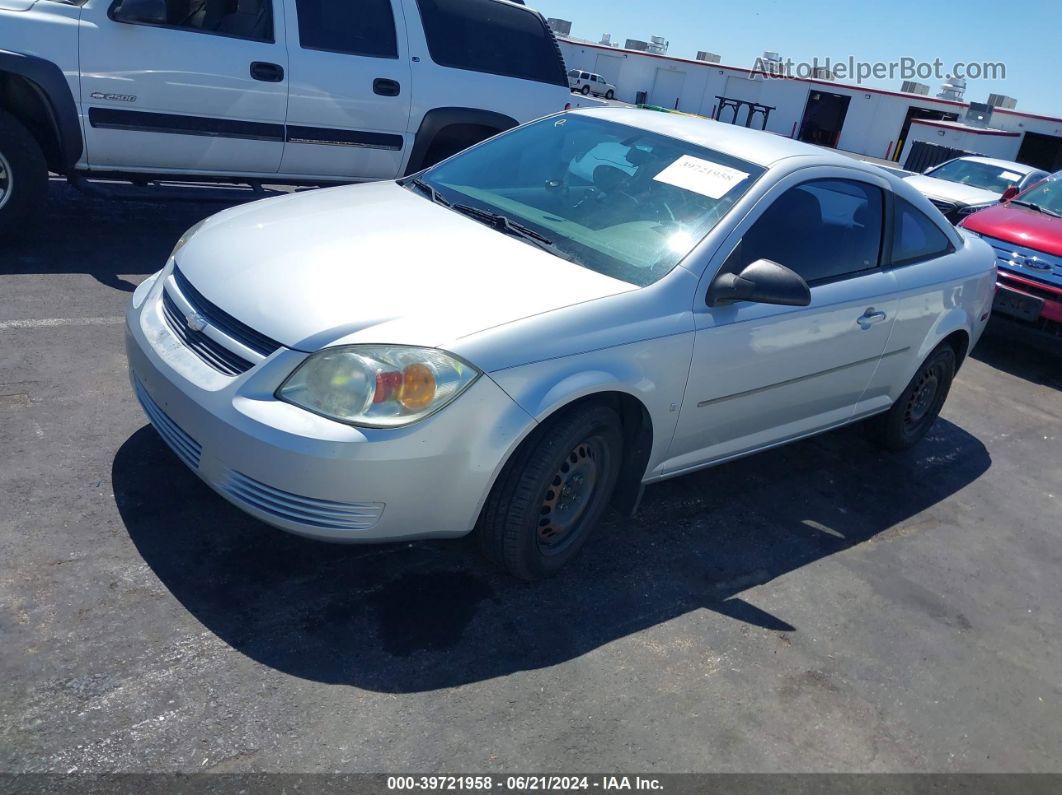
[0,0,573,235]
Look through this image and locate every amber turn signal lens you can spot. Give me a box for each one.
[398,363,436,410]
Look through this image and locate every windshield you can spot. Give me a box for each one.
[414,114,765,286]
[1014,174,1062,215]
[926,159,1029,194]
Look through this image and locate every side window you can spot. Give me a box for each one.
[890,196,953,266]
[730,179,884,284]
[110,0,273,41]
[296,0,397,57]
[415,0,568,86]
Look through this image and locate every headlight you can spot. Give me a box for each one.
[276,345,480,428]
[169,219,207,261]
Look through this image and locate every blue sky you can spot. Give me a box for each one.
[533,0,1061,116]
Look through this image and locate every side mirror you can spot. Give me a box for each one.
[112,0,168,24]
[1000,185,1020,202]
[707,258,812,307]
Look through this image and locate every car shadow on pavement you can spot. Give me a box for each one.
[971,324,1062,390]
[113,417,990,693]
[1,180,242,292]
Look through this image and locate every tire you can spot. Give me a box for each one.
[476,403,623,580]
[580,84,591,95]
[0,110,48,240]
[866,344,956,451]
[605,90,615,100]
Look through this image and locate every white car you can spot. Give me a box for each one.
[0,0,573,236]
[126,108,996,579]
[904,156,1049,223]
[568,70,616,99]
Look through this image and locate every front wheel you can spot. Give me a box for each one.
[867,345,956,451]
[605,90,615,100]
[476,403,623,580]
[0,111,48,240]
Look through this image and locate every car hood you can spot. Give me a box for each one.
[961,202,1062,258]
[176,182,635,353]
[902,174,1000,206]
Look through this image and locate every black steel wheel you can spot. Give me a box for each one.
[867,344,956,451]
[476,403,623,580]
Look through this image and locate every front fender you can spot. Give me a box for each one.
[487,332,694,474]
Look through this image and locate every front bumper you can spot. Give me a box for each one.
[125,268,535,542]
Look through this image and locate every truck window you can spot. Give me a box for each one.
[415,0,567,86]
[295,0,397,58]
[110,0,273,41]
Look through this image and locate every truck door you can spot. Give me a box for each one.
[278,0,412,181]
[78,0,288,175]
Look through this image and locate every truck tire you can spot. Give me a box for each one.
[0,110,48,240]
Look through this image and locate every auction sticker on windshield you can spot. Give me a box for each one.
[653,156,749,199]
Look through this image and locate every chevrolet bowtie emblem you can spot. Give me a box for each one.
[185,312,208,332]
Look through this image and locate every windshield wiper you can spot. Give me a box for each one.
[449,204,587,266]
[451,204,554,245]
[1010,200,1061,218]
[405,177,450,207]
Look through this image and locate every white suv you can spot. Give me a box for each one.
[568,70,616,100]
[0,0,573,236]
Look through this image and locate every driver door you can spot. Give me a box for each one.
[664,169,900,475]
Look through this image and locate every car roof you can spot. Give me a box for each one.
[569,107,857,169]
[949,156,1040,174]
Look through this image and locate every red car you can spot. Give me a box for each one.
[960,172,1062,346]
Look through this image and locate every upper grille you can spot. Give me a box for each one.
[161,289,255,376]
[981,234,1062,291]
[134,377,202,470]
[172,267,282,357]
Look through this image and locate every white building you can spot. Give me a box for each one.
[558,38,1062,172]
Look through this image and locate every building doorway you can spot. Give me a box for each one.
[1017,132,1062,172]
[797,91,851,148]
[893,106,959,161]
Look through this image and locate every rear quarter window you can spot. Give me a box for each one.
[891,196,954,266]
[415,0,568,86]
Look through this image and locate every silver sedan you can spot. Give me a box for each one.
[126,108,995,579]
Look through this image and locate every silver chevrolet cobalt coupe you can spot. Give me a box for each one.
[127,108,995,579]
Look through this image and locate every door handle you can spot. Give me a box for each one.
[857,308,887,330]
[373,78,401,97]
[250,62,284,82]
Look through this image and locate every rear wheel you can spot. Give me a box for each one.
[0,110,48,240]
[867,345,956,451]
[476,403,623,580]
[580,84,591,95]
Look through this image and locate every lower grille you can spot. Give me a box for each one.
[219,470,383,531]
[161,290,254,376]
[134,377,202,470]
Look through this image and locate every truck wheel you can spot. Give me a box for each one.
[476,403,623,581]
[0,110,48,240]
[866,344,956,451]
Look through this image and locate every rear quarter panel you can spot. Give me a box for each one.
[865,230,995,407]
